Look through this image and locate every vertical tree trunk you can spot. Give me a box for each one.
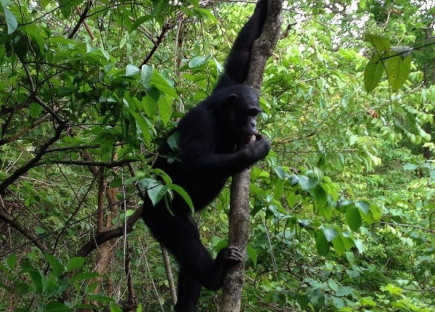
[220,1,283,311]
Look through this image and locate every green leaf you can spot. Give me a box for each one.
[23,25,46,54]
[150,71,178,98]
[45,301,70,312]
[315,229,330,256]
[385,53,411,91]
[147,185,167,206]
[247,245,257,266]
[142,90,158,118]
[29,269,44,293]
[369,204,382,221]
[194,8,217,23]
[126,64,140,76]
[364,54,384,93]
[3,7,18,34]
[140,64,153,89]
[6,253,17,270]
[312,185,328,213]
[66,257,85,272]
[188,56,208,68]
[125,209,134,217]
[355,201,370,215]
[332,236,345,256]
[381,283,402,295]
[45,254,63,278]
[72,272,99,281]
[403,163,418,170]
[167,132,179,151]
[322,227,338,242]
[170,184,194,213]
[130,111,151,144]
[109,303,123,312]
[364,34,390,52]
[34,226,46,234]
[354,239,364,253]
[158,95,172,125]
[299,168,323,191]
[345,206,362,231]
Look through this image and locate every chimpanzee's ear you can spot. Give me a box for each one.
[225,93,238,104]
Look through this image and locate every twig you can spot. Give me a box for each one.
[0,113,51,146]
[36,158,138,168]
[0,123,66,195]
[139,21,175,68]
[75,7,95,39]
[380,221,435,233]
[0,207,46,252]
[161,243,177,304]
[68,0,93,39]
[32,95,64,124]
[76,207,143,257]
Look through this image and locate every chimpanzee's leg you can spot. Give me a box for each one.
[143,207,243,309]
[174,269,201,312]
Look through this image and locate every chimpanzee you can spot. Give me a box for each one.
[142,0,270,311]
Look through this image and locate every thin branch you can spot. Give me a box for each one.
[0,206,46,252]
[32,95,64,124]
[76,206,143,257]
[36,158,139,168]
[0,193,138,258]
[161,243,177,304]
[380,221,435,233]
[75,7,95,39]
[50,174,98,254]
[0,123,66,195]
[46,144,101,153]
[0,113,51,146]
[140,21,175,68]
[68,0,93,39]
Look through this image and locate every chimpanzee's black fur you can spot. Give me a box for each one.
[142,1,270,311]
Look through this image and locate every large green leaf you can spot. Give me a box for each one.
[332,236,345,256]
[385,53,411,91]
[315,229,330,256]
[364,54,384,93]
[147,184,167,206]
[45,301,71,312]
[345,206,362,232]
[158,95,173,125]
[170,184,194,213]
[66,257,85,272]
[130,111,151,144]
[5,253,17,270]
[364,33,390,52]
[45,254,63,278]
[188,56,208,68]
[150,71,178,98]
[322,227,338,242]
[3,7,17,34]
[126,64,140,76]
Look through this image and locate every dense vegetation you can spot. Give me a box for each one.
[0,0,433,311]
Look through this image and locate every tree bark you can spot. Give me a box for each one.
[219,1,282,311]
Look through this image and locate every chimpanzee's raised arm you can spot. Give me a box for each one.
[214,0,267,91]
